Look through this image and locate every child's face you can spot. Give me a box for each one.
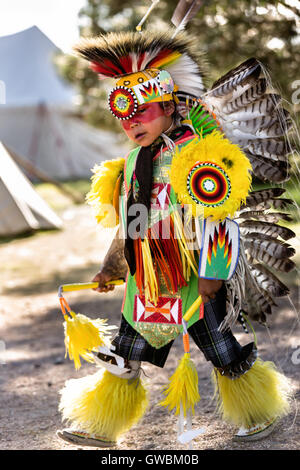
[121,102,173,147]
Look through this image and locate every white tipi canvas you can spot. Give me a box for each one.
[0,142,63,236]
[0,26,126,181]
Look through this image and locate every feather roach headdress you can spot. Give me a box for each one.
[73,31,207,120]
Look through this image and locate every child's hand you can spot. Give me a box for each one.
[91,271,116,293]
[198,278,223,304]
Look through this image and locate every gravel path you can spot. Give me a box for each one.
[1,205,299,451]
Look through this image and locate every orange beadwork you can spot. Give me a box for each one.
[182,333,190,353]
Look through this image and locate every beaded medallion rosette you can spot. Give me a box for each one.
[187,161,231,209]
[108,69,177,120]
[170,131,252,222]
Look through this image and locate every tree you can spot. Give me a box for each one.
[55,0,300,130]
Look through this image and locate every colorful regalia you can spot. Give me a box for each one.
[57,25,295,447]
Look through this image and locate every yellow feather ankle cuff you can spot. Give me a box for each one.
[59,369,148,441]
[212,357,291,428]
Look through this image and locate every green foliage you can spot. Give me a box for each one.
[55,0,300,130]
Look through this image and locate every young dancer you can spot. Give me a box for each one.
[57,31,293,448]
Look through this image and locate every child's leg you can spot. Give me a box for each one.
[110,315,174,367]
[57,358,148,447]
[188,284,257,374]
[188,285,290,438]
[57,317,173,447]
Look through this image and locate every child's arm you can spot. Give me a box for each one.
[92,225,128,293]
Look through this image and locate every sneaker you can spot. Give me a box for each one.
[56,429,116,448]
[234,417,278,442]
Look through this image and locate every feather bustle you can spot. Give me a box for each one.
[249,263,290,297]
[244,246,296,273]
[243,232,295,258]
[223,93,281,120]
[210,57,261,98]
[241,138,291,162]
[239,220,295,241]
[237,210,293,223]
[243,188,286,207]
[245,152,290,183]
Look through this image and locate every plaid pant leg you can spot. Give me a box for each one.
[188,285,244,368]
[111,315,174,368]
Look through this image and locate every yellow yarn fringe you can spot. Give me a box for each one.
[86,158,125,227]
[169,131,252,221]
[139,216,197,306]
[160,353,200,417]
[212,357,291,428]
[63,312,113,370]
[141,237,159,305]
[171,211,198,278]
[59,370,148,441]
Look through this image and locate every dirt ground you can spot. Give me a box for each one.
[0,202,299,451]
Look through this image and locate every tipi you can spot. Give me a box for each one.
[0,142,63,236]
[0,26,126,181]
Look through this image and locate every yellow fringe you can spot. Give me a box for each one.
[212,357,291,428]
[59,370,148,441]
[137,212,198,305]
[160,353,200,417]
[139,222,197,305]
[63,312,112,370]
[172,211,198,278]
[86,158,125,227]
[141,237,159,305]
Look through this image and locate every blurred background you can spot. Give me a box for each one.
[0,0,299,450]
